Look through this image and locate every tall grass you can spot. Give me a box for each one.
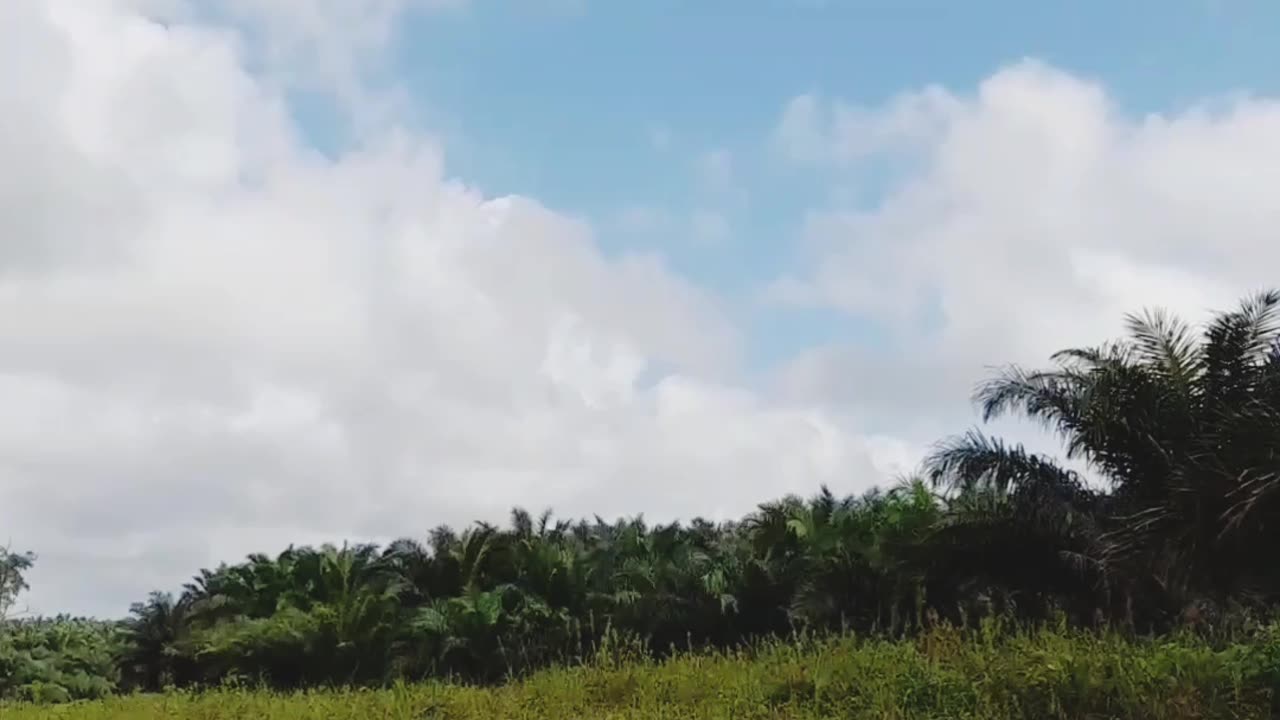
[13,622,1279,719]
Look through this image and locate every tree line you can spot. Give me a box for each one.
[4,290,1280,701]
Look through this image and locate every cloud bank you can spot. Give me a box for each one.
[772,61,1280,446]
[0,1,893,617]
[3,5,1277,618]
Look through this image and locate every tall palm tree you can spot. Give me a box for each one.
[434,523,511,597]
[926,289,1280,624]
[923,433,1108,624]
[118,591,196,691]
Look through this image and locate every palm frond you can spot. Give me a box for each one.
[1221,466,1280,537]
[1203,289,1280,395]
[976,365,1081,426]
[925,429,1083,498]
[1124,307,1202,387]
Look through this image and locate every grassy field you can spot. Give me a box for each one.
[14,624,1280,719]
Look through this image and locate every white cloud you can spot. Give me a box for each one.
[773,87,959,167]
[0,0,891,618]
[12,5,1276,620]
[772,59,1280,462]
[695,148,735,194]
[219,0,466,78]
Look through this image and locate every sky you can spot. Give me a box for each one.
[3,0,1280,618]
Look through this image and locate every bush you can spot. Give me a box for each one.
[4,623,1276,719]
[0,617,122,703]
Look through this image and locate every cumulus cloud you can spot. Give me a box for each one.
[10,4,1274,620]
[0,1,896,618]
[771,59,1280,457]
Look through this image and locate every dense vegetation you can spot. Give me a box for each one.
[4,290,1280,710]
[8,626,1280,719]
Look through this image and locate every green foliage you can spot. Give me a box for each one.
[5,626,1277,719]
[0,617,122,702]
[927,289,1280,627]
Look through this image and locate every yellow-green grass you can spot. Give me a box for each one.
[15,626,1279,719]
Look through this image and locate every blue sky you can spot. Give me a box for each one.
[362,0,1280,372]
[402,0,1277,212]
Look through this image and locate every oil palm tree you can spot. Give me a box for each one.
[745,485,937,635]
[927,289,1280,624]
[923,433,1109,624]
[118,591,196,690]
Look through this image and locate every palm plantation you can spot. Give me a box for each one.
[4,290,1280,703]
